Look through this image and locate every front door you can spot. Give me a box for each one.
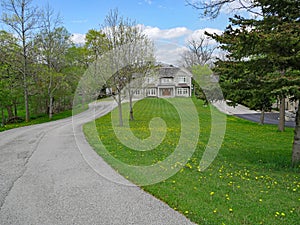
[162,88,172,96]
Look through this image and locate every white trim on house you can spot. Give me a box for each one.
[176,87,189,97]
[147,88,157,97]
[140,65,193,98]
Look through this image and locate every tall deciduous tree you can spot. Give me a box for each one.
[102,9,155,126]
[181,35,216,69]
[1,0,41,122]
[85,29,109,62]
[0,30,23,123]
[35,5,70,119]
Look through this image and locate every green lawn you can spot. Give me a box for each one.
[83,98,300,225]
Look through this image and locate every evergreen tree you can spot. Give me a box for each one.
[204,0,300,164]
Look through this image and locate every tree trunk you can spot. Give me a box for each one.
[278,97,285,132]
[129,90,134,121]
[1,108,5,125]
[49,94,53,120]
[260,107,265,125]
[24,82,30,122]
[81,91,85,109]
[129,100,134,121]
[292,101,300,166]
[23,35,30,122]
[14,102,18,117]
[6,105,14,119]
[118,94,123,127]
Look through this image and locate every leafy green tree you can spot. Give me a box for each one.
[0,30,23,123]
[34,5,71,119]
[85,29,109,62]
[82,29,110,105]
[192,64,223,104]
[64,45,89,109]
[1,0,42,122]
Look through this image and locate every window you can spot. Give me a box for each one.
[147,88,156,96]
[135,89,142,95]
[178,76,187,83]
[161,78,173,84]
[177,88,188,96]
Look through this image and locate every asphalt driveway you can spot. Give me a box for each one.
[213,101,296,127]
[235,113,295,128]
[0,101,195,225]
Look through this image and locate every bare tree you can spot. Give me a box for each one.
[102,9,155,126]
[123,33,155,121]
[186,0,262,19]
[1,0,41,122]
[180,35,216,69]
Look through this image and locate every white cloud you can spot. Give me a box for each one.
[69,26,223,65]
[186,28,223,45]
[70,33,86,45]
[220,0,262,18]
[188,28,222,40]
[139,24,192,40]
[139,26,223,65]
[154,41,188,65]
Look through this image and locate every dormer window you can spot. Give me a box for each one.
[178,76,187,83]
[161,78,173,83]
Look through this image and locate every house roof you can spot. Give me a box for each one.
[158,65,193,78]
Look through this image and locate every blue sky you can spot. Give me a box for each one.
[33,0,230,34]
[1,0,235,64]
[39,0,231,64]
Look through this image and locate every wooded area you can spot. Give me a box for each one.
[0,0,89,123]
[0,1,153,127]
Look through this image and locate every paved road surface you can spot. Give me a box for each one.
[235,113,295,128]
[213,101,296,127]
[0,101,195,225]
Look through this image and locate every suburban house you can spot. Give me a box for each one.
[134,65,193,98]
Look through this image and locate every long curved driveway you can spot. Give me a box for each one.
[0,101,195,225]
